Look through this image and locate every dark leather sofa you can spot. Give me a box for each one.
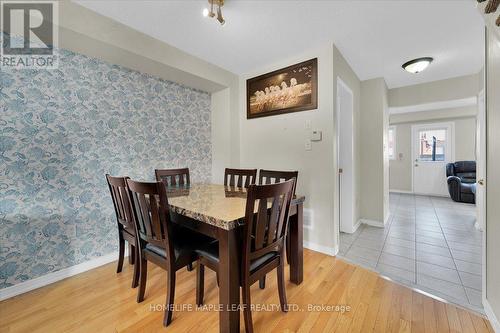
[446,161,476,204]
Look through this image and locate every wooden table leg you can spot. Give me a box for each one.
[218,228,240,333]
[289,202,303,284]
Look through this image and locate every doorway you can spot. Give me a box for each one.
[412,122,455,196]
[336,77,355,233]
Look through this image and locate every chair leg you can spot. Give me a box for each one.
[259,276,266,289]
[137,257,147,303]
[216,272,219,287]
[242,283,254,333]
[163,270,176,327]
[196,263,205,306]
[187,262,194,271]
[117,237,125,273]
[285,231,291,264]
[131,246,139,288]
[128,244,135,265]
[277,258,288,313]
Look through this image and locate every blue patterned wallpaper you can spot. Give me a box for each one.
[0,47,212,288]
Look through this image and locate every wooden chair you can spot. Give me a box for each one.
[224,168,257,188]
[259,169,299,194]
[196,180,295,333]
[155,168,194,271]
[155,168,190,187]
[258,169,299,288]
[106,174,139,288]
[126,179,211,326]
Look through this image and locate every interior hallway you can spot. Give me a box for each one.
[339,193,483,314]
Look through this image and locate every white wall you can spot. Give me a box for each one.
[359,78,390,225]
[389,110,477,192]
[238,43,361,252]
[389,73,480,108]
[211,89,231,183]
[486,27,500,329]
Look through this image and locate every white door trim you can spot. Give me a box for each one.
[411,122,455,196]
[336,77,356,233]
[477,89,488,308]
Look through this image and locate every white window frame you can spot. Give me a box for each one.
[388,126,396,160]
[415,126,451,163]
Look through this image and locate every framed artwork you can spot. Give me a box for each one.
[246,58,318,119]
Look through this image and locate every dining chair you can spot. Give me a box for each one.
[224,168,257,188]
[106,174,139,288]
[259,169,299,194]
[155,168,190,187]
[195,179,295,333]
[126,179,212,326]
[154,168,194,271]
[258,169,299,288]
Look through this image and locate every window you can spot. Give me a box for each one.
[418,128,446,161]
[388,126,396,160]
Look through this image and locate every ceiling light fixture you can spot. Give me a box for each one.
[402,57,434,74]
[203,0,225,26]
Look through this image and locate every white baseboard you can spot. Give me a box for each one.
[413,192,449,198]
[484,299,500,333]
[340,219,362,234]
[360,218,385,228]
[352,219,362,232]
[389,189,413,194]
[304,241,337,256]
[0,250,125,301]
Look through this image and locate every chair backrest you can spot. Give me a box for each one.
[224,168,257,188]
[126,179,174,261]
[155,168,190,187]
[446,161,476,177]
[259,169,298,195]
[242,179,295,270]
[106,174,134,232]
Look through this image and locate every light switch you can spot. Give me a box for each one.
[305,141,312,151]
[305,120,312,130]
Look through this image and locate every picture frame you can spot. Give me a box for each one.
[246,58,318,119]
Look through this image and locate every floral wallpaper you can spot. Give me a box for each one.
[0,47,211,288]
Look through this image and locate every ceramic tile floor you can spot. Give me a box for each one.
[338,193,484,314]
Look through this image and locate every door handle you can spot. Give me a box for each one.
[478,179,485,186]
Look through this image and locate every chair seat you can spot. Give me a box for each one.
[145,226,215,265]
[123,227,135,237]
[196,241,279,273]
[461,182,476,194]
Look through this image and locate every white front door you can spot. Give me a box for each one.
[412,122,454,196]
[476,90,486,231]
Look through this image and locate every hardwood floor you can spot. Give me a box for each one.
[0,249,494,333]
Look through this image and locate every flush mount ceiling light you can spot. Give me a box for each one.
[402,57,434,74]
[203,0,225,26]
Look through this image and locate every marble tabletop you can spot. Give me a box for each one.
[167,184,305,230]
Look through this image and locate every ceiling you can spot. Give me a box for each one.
[74,0,485,88]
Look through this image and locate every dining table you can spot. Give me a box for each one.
[166,183,305,333]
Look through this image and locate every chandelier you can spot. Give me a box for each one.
[202,0,225,26]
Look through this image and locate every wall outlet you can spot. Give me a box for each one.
[305,120,312,130]
[303,208,313,230]
[305,141,312,151]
